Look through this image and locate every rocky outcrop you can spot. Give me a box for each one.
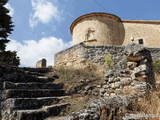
[67,96,137,120]
[100,43,156,97]
[67,43,156,120]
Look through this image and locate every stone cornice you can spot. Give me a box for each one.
[70,12,121,34]
[122,20,160,24]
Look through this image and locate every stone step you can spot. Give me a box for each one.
[45,116,67,120]
[2,96,69,110]
[16,103,70,120]
[3,89,65,99]
[2,74,55,83]
[3,82,63,90]
[24,71,45,76]
[20,67,51,73]
[24,71,59,79]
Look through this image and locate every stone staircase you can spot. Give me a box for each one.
[1,66,70,120]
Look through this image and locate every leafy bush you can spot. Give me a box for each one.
[153,59,160,73]
[105,55,112,69]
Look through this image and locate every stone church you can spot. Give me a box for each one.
[54,12,160,69]
[71,12,160,47]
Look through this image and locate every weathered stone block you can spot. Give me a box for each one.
[3,89,65,99]
[127,62,137,70]
[36,59,47,68]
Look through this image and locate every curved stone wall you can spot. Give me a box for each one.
[70,12,160,47]
[71,13,124,45]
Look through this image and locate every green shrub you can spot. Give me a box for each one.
[153,59,160,73]
[105,55,112,69]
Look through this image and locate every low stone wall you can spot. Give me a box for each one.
[54,43,87,68]
[148,47,160,60]
[54,43,125,72]
[54,43,160,72]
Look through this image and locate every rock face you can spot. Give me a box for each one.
[0,65,70,120]
[67,43,156,120]
[100,43,156,97]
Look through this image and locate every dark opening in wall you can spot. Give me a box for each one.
[138,39,143,44]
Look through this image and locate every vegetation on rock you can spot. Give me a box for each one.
[153,59,160,73]
[104,55,112,69]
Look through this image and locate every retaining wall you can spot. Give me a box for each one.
[54,43,160,71]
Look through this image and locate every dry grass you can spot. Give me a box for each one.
[59,94,97,114]
[54,64,104,80]
[134,72,160,119]
[48,65,160,119]
[155,72,160,84]
[135,71,160,119]
[134,91,160,119]
[51,65,104,94]
[47,65,103,115]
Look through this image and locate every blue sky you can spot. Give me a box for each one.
[5,0,160,67]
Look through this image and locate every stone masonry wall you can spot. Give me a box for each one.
[54,43,125,72]
[72,16,123,45]
[54,43,87,68]
[54,43,160,72]
[36,59,47,68]
[122,22,160,47]
[100,43,156,98]
[66,43,157,120]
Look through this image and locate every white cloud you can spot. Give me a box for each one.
[29,0,62,27]
[6,37,71,67]
[4,3,14,17]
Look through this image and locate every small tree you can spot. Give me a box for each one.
[0,0,20,66]
[0,0,8,5]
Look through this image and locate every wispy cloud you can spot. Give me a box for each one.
[29,0,62,27]
[4,3,14,17]
[6,37,71,67]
